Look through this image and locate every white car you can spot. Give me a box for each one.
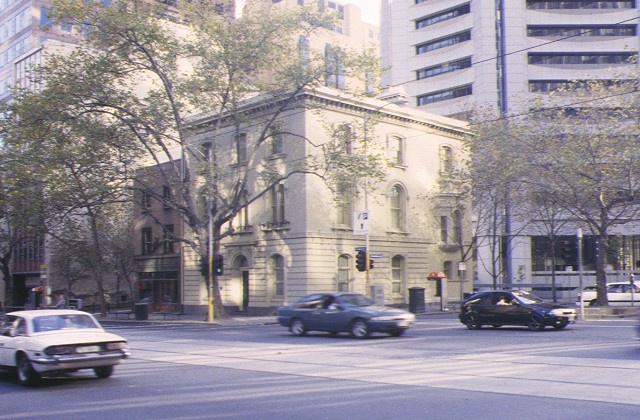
[576,282,640,306]
[0,309,130,386]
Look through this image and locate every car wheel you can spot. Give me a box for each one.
[553,322,569,330]
[94,365,114,379]
[350,319,369,338]
[527,314,545,331]
[290,318,307,336]
[17,353,40,386]
[389,329,405,337]
[464,313,482,330]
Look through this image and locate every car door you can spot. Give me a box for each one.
[291,294,325,330]
[606,284,626,306]
[468,292,497,323]
[0,316,19,367]
[491,293,520,324]
[299,294,332,331]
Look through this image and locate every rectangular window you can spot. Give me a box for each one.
[388,136,403,165]
[527,25,636,37]
[416,31,471,55]
[336,186,352,227]
[163,225,174,254]
[270,184,286,225]
[141,190,151,211]
[163,186,171,208]
[440,216,448,243]
[528,52,634,65]
[417,85,472,106]
[526,1,634,9]
[235,133,247,164]
[298,36,310,67]
[271,130,283,155]
[416,4,470,29]
[417,57,472,80]
[325,44,346,89]
[40,7,52,28]
[141,228,153,255]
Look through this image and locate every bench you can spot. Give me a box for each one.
[113,310,133,319]
[153,304,185,320]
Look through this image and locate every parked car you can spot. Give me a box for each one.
[459,290,577,331]
[576,282,640,306]
[0,309,130,386]
[276,293,415,338]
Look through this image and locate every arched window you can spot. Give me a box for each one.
[270,254,285,297]
[443,260,453,281]
[389,184,406,230]
[391,255,405,294]
[199,193,209,220]
[337,255,350,292]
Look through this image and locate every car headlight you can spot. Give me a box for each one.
[105,342,128,351]
[45,345,75,356]
[371,314,415,322]
[550,309,575,316]
[371,316,396,321]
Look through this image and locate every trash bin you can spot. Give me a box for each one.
[408,287,425,314]
[134,303,149,320]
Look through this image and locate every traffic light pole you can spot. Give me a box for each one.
[365,233,370,294]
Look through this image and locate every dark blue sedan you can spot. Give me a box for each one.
[276,293,415,338]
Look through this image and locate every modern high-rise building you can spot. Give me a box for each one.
[381,1,640,119]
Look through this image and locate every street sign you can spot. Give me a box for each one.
[355,246,366,252]
[369,253,383,259]
[353,211,370,235]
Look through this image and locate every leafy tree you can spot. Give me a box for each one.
[469,79,640,305]
[9,0,381,319]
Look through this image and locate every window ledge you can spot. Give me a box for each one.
[266,153,286,161]
[260,221,290,231]
[439,243,461,252]
[389,163,408,170]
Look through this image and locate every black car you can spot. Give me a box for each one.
[276,293,415,338]
[459,290,577,331]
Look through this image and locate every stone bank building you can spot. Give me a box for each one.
[134,87,473,315]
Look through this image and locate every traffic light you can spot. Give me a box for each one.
[214,254,224,276]
[199,255,209,277]
[356,250,367,272]
[369,259,374,270]
[559,239,575,262]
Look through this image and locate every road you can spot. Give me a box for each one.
[1,316,639,419]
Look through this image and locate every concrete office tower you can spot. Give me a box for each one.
[381,0,640,118]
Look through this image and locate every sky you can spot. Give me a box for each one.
[344,0,380,26]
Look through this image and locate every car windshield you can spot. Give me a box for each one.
[338,294,374,307]
[512,291,544,304]
[32,314,100,333]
